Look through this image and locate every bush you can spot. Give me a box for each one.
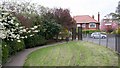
[2,41,9,64]
[6,39,25,55]
[116,27,120,34]
[2,39,25,64]
[82,30,100,34]
[34,35,46,46]
[15,40,25,51]
[24,35,46,48]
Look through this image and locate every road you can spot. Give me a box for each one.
[83,37,116,51]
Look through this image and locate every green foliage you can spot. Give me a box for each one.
[34,35,46,46]
[24,36,35,48]
[116,27,120,34]
[2,41,9,64]
[5,39,25,55]
[111,27,120,34]
[59,28,70,38]
[82,30,100,34]
[24,34,46,48]
[2,39,25,64]
[40,19,62,39]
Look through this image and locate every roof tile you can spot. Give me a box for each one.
[73,15,98,23]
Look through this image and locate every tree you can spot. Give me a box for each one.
[53,8,76,30]
[0,7,40,41]
[109,1,120,24]
[39,11,62,39]
[0,9,24,41]
[116,1,120,14]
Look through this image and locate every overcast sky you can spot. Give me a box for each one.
[1,0,120,21]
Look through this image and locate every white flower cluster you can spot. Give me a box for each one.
[0,9,40,42]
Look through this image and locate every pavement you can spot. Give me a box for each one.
[3,42,64,66]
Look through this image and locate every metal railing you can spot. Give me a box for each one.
[83,34,120,54]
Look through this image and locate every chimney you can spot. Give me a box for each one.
[98,12,100,22]
[92,15,94,19]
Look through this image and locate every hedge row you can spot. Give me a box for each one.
[24,34,46,48]
[2,39,25,64]
[2,35,47,64]
[82,30,100,34]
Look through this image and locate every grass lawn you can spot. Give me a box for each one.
[24,41,118,66]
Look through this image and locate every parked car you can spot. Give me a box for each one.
[90,32,107,39]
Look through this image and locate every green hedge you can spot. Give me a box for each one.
[2,34,46,64]
[24,35,46,48]
[2,39,25,64]
[82,30,100,34]
[2,41,9,64]
[6,39,25,55]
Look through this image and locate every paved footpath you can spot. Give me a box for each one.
[3,42,64,66]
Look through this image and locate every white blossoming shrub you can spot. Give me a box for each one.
[0,5,44,64]
[0,9,40,42]
[0,10,22,41]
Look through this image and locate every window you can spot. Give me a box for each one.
[77,24,81,27]
[82,24,86,28]
[89,22,96,28]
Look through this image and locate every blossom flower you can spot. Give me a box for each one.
[21,29,26,32]
[25,36,27,38]
[5,45,7,47]
[17,40,21,42]
[30,28,35,30]
[34,26,38,29]
[30,35,33,37]
[21,37,24,39]
[33,30,39,33]
[15,23,19,26]
[0,9,41,41]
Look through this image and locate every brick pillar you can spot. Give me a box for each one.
[72,28,76,40]
[78,27,82,40]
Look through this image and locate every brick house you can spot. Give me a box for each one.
[73,14,100,30]
[100,18,118,32]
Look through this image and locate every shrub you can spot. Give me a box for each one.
[2,41,9,64]
[116,27,120,34]
[6,39,25,55]
[34,35,46,46]
[24,35,46,48]
[15,40,25,52]
[82,30,100,34]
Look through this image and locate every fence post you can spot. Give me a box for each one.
[106,34,108,48]
[117,34,120,54]
[99,34,101,45]
[115,34,118,51]
[115,34,120,54]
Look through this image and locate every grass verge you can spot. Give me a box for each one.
[24,41,118,66]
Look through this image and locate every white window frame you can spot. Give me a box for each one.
[77,24,81,27]
[89,22,96,28]
[82,23,86,28]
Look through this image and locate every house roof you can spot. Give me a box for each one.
[73,15,98,23]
